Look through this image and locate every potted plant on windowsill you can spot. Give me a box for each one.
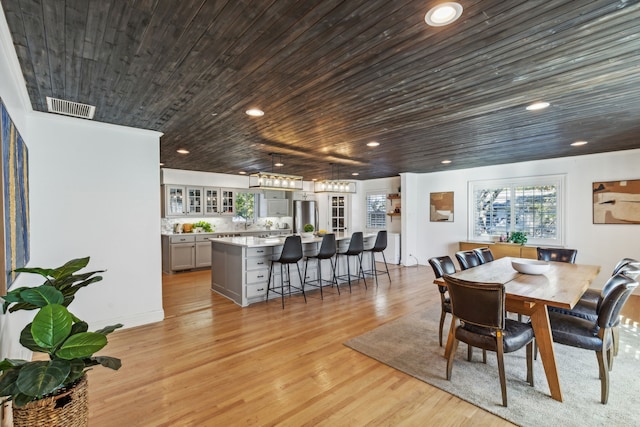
[507,231,528,245]
[0,257,122,427]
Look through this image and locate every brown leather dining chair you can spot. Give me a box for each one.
[536,247,577,263]
[548,264,640,357]
[473,247,494,264]
[443,275,535,407]
[455,250,482,270]
[548,274,638,403]
[428,256,456,346]
[579,257,638,306]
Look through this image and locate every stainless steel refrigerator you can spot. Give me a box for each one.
[293,200,318,234]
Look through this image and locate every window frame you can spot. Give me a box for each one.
[366,192,387,230]
[467,174,566,246]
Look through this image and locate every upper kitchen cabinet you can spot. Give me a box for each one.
[259,191,290,217]
[186,187,204,215]
[204,187,219,215]
[220,189,235,215]
[163,185,186,217]
[162,185,234,217]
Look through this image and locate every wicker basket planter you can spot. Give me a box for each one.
[12,375,89,427]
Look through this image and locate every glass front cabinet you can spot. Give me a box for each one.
[163,185,236,217]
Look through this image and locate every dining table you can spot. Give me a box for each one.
[434,256,600,402]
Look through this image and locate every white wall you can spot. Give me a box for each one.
[25,113,164,329]
[0,7,164,360]
[402,150,640,289]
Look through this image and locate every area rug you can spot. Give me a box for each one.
[344,308,639,427]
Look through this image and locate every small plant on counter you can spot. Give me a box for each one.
[193,221,213,232]
[0,257,122,408]
[508,231,528,245]
[265,220,273,227]
[303,223,314,233]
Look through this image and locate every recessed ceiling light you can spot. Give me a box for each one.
[274,162,284,167]
[571,140,588,146]
[367,141,380,147]
[239,171,247,175]
[526,101,550,111]
[177,149,189,154]
[425,2,463,27]
[245,108,264,117]
[352,172,359,176]
[441,159,452,164]
[159,162,164,166]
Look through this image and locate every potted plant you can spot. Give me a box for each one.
[302,223,315,238]
[0,257,122,426]
[508,231,528,245]
[265,220,273,230]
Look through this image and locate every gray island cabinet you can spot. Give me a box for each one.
[210,234,375,307]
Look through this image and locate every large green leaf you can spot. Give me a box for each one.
[0,369,20,396]
[0,359,28,371]
[70,321,89,335]
[13,393,36,407]
[1,287,31,313]
[20,286,64,308]
[16,360,70,397]
[14,257,89,280]
[64,359,87,384]
[31,304,72,350]
[95,323,124,335]
[56,332,107,359]
[19,323,49,353]
[93,356,122,370]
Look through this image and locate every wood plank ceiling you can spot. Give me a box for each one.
[2,0,640,180]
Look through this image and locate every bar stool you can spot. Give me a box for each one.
[364,230,391,286]
[266,235,305,309]
[303,233,338,299]
[335,232,367,292]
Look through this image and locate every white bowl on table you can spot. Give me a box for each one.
[511,259,550,275]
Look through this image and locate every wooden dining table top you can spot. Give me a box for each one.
[437,256,601,309]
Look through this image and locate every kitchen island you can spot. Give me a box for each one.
[210,233,376,306]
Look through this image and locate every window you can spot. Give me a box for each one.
[469,175,564,245]
[233,192,258,222]
[366,193,387,229]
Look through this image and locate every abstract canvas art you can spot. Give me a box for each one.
[593,179,640,224]
[0,99,30,294]
[430,191,454,222]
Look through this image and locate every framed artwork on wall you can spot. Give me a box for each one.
[593,179,640,224]
[0,99,30,294]
[430,191,454,222]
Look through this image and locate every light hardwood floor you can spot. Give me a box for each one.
[86,264,640,426]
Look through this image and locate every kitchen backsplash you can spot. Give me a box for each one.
[161,216,293,234]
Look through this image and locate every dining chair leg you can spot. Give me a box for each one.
[596,349,610,404]
[439,311,447,347]
[496,333,508,407]
[467,345,473,361]
[613,326,620,356]
[266,261,274,305]
[526,342,534,386]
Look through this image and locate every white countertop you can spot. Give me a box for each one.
[161,229,291,237]
[210,233,376,248]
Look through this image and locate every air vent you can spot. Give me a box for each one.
[46,97,96,120]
